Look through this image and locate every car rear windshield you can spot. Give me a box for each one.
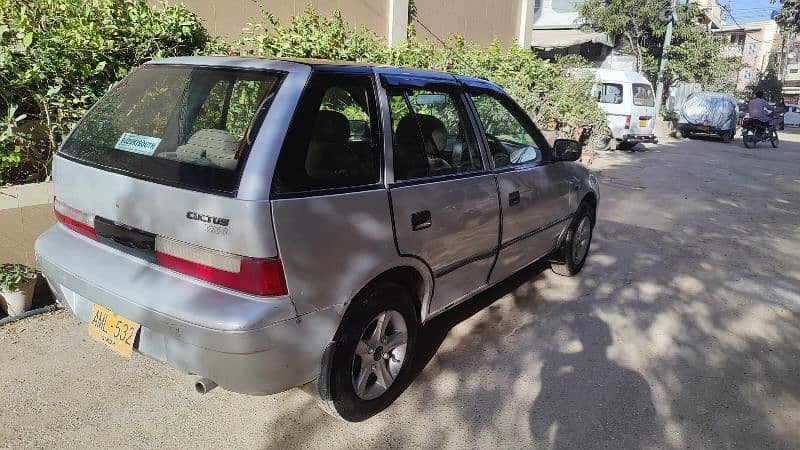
[60,65,284,195]
[633,83,655,107]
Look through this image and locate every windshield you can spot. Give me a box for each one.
[60,65,284,195]
[633,84,654,107]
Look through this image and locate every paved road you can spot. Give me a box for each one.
[2,130,799,449]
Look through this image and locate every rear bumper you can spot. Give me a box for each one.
[677,124,734,135]
[35,225,343,394]
[622,134,658,144]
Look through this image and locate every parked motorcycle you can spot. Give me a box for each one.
[741,117,779,148]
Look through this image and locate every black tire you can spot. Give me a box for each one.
[770,130,779,148]
[593,136,613,152]
[318,282,418,422]
[743,132,755,148]
[722,131,733,143]
[551,204,594,277]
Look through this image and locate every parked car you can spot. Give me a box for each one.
[591,68,658,151]
[785,104,800,127]
[35,57,599,422]
[676,92,738,143]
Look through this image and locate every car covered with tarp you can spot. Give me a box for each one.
[677,92,738,143]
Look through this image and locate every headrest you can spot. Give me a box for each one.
[312,110,350,143]
[415,114,447,154]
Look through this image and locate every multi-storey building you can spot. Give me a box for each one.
[714,20,780,92]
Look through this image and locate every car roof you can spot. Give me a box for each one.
[145,56,505,93]
[591,68,652,85]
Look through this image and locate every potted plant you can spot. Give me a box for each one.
[0,264,38,316]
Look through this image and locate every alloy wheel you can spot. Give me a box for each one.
[572,216,592,264]
[351,310,408,400]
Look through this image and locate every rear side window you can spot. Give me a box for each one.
[60,65,283,195]
[597,83,623,104]
[633,84,655,106]
[272,75,381,194]
[389,89,483,181]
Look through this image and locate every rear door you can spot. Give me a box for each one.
[467,90,574,285]
[630,83,656,135]
[269,71,399,314]
[385,83,500,316]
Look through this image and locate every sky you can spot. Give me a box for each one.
[721,0,782,25]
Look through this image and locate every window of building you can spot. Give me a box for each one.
[389,90,483,180]
[273,74,381,194]
[747,43,757,55]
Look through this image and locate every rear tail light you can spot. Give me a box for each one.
[53,199,287,296]
[625,115,631,129]
[54,197,96,239]
[155,236,288,296]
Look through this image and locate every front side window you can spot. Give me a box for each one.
[61,65,283,194]
[389,89,483,181]
[597,83,623,104]
[470,93,544,169]
[632,84,655,107]
[273,75,380,194]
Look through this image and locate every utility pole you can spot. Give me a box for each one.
[654,0,679,119]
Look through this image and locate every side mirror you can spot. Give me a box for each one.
[553,139,582,162]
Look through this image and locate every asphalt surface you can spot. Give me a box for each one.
[2,129,799,449]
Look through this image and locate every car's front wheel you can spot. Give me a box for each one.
[318,282,418,422]
[551,204,594,277]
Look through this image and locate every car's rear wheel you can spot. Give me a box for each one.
[318,282,418,422]
[551,204,594,277]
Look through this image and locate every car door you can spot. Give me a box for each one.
[630,83,656,135]
[467,90,575,285]
[385,83,500,316]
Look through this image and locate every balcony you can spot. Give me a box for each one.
[723,45,744,58]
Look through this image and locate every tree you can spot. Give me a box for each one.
[775,0,800,33]
[745,54,784,101]
[578,1,739,92]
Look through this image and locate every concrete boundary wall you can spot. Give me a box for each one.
[0,182,56,268]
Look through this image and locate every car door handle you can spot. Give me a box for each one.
[411,210,432,231]
[509,191,521,206]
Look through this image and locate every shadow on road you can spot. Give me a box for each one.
[529,312,656,449]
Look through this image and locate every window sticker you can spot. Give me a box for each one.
[114,132,162,156]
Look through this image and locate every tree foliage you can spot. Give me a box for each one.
[238,7,606,137]
[775,0,800,33]
[744,54,784,101]
[578,0,740,92]
[0,0,220,184]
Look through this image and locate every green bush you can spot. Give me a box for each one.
[239,7,606,136]
[0,0,221,184]
[1,3,605,185]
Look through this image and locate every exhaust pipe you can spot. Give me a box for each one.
[194,377,218,395]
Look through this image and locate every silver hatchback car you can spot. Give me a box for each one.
[36,57,598,421]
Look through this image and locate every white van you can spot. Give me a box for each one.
[592,69,657,150]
